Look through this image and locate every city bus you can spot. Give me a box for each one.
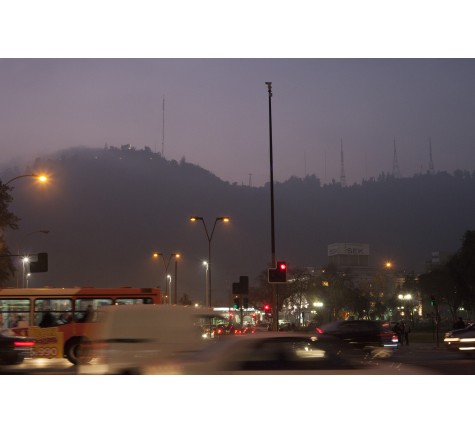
[0,287,162,364]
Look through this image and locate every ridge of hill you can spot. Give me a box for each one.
[3,145,475,305]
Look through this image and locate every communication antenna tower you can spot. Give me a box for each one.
[392,138,401,178]
[429,137,435,174]
[340,139,346,187]
[304,150,307,178]
[161,96,165,157]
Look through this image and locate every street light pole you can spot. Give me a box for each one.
[203,261,209,307]
[167,274,172,303]
[266,81,278,332]
[153,252,179,304]
[266,82,276,266]
[174,255,179,304]
[22,257,29,288]
[190,216,230,308]
[1,174,50,288]
[17,229,50,288]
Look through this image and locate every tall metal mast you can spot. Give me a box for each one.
[162,96,165,157]
[340,138,346,187]
[429,137,435,174]
[392,138,401,178]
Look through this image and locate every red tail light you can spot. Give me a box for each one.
[14,341,35,348]
[316,327,323,334]
[379,332,398,342]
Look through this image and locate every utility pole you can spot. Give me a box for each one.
[266,82,278,332]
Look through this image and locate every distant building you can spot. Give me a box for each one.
[328,243,369,267]
[425,250,452,272]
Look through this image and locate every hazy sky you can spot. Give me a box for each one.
[2,58,475,187]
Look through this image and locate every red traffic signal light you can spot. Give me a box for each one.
[264,304,270,311]
[268,261,287,283]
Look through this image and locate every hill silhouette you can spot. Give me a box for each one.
[3,145,475,305]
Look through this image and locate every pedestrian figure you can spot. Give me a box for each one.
[402,320,411,345]
[39,311,56,328]
[393,322,404,346]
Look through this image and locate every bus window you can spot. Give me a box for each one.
[0,299,30,328]
[74,298,113,323]
[115,298,154,305]
[34,299,73,327]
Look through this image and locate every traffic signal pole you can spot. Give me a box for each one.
[266,82,279,332]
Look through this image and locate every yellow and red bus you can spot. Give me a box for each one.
[0,287,162,364]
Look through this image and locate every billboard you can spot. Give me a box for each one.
[328,243,370,256]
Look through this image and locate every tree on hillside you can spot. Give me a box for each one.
[419,267,458,321]
[446,230,475,318]
[0,182,20,286]
[418,231,475,323]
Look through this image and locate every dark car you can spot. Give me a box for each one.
[0,330,36,365]
[444,323,475,353]
[316,319,399,358]
[159,333,429,375]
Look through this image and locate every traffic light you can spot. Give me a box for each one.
[233,295,240,309]
[29,252,48,273]
[430,295,437,307]
[268,261,287,283]
[263,304,272,317]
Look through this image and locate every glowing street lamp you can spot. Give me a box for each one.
[398,293,413,320]
[189,216,230,308]
[152,252,180,304]
[4,173,49,186]
[17,230,50,288]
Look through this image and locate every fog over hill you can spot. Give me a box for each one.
[3,145,475,305]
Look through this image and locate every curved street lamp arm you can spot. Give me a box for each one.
[5,173,46,186]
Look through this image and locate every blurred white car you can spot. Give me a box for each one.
[78,304,226,374]
[444,323,475,353]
